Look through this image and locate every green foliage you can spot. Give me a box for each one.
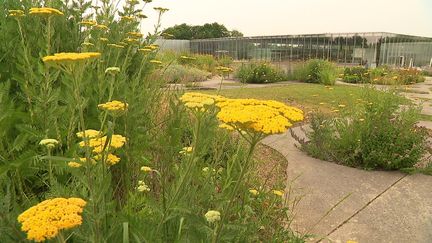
[158,64,211,83]
[236,62,287,84]
[163,22,243,40]
[343,66,369,83]
[301,87,427,170]
[0,1,302,242]
[343,66,425,85]
[295,59,337,85]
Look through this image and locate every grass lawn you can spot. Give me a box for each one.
[205,83,402,114]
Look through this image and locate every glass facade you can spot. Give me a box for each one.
[190,32,432,67]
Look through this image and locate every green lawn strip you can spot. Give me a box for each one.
[204,83,406,114]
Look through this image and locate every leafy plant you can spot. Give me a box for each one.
[236,62,287,84]
[295,59,337,85]
[300,87,427,170]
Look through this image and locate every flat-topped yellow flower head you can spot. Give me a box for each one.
[79,134,126,153]
[154,7,169,13]
[216,98,304,135]
[76,129,101,139]
[42,52,101,64]
[8,10,25,17]
[79,20,97,26]
[29,7,64,16]
[17,198,86,242]
[98,100,128,112]
[180,92,225,112]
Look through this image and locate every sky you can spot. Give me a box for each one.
[132,0,432,37]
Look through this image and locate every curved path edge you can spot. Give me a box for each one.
[262,126,432,243]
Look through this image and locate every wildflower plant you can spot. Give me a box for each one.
[0,0,305,242]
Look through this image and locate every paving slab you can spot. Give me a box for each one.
[327,174,432,243]
[262,127,405,240]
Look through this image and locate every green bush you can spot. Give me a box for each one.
[158,64,211,83]
[342,66,425,85]
[301,88,427,170]
[343,66,369,83]
[295,59,337,85]
[235,62,287,83]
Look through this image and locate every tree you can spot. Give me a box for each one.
[163,23,243,40]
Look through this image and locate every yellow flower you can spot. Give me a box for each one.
[249,189,259,196]
[29,7,64,16]
[107,43,125,49]
[98,100,128,112]
[99,37,109,42]
[39,139,59,149]
[79,20,97,26]
[272,190,284,197]
[79,135,126,153]
[105,67,121,75]
[144,44,159,50]
[94,153,121,166]
[179,146,193,155]
[124,37,139,43]
[219,123,234,131]
[216,66,233,73]
[338,104,346,108]
[319,102,325,105]
[216,98,304,135]
[18,198,86,242]
[68,162,82,168]
[137,180,150,192]
[8,10,25,17]
[42,52,101,64]
[127,32,143,38]
[76,129,101,139]
[204,210,221,223]
[138,48,153,54]
[346,241,358,243]
[121,16,135,21]
[150,60,162,65]
[94,24,109,30]
[141,166,153,172]
[359,118,365,122]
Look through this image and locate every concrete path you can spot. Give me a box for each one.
[196,76,302,90]
[262,127,432,243]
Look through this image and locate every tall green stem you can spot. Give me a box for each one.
[212,136,259,243]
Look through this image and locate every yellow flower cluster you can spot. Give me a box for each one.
[121,16,135,21]
[29,7,64,16]
[76,129,101,139]
[107,43,125,49]
[42,52,101,64]
[17,198,86,242]
[216,66,233,73]
[95,24,109,30]
[144,44,159,50]
[79,134,126,154]
[180,93,303,135]
[127,32,143,38]
[180,92,225,111]
[150,60,162,65]
[94,153,121,166]
[8,10,25,17]
[98,100,128,112]
[79,20,97,26]
[138,48,153,54]
[217,98,304,135]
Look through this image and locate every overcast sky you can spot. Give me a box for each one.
[133,0,432,37]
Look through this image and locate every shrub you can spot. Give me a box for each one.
[235,62,287,83]
[295,59,337,85]
[343,66,369,83]
[300,87,427,170]
[158,64,210,83]
[342,66,425,85]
